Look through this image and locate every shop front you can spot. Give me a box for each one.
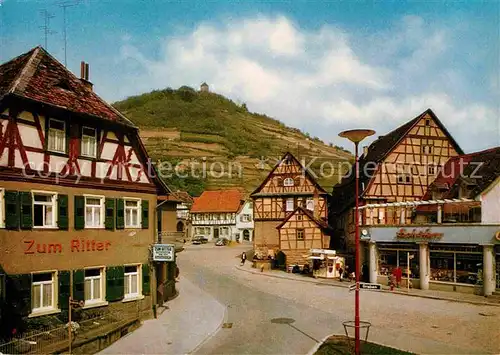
[362,225,500,295]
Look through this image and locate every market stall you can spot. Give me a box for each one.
[309,249,345,279]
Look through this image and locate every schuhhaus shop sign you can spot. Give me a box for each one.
[362,225,500,295]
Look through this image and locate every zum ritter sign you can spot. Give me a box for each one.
[152,244,175,262]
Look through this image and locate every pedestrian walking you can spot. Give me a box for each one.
[241,252,247,266]
[339,267,343,282]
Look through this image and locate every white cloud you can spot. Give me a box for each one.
[114,15,499,153]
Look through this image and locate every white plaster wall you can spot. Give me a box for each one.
[18,124,43,149]
[481,178,500,223]
[101,142,118,160]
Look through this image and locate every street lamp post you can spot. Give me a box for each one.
[339,129,375,355]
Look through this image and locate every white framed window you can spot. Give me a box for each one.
[422,145,433,155]
[428,165,436,175]
[286,198,294,212]
[124,198,141,228]
[306,198,314,211]
[124,265,140,299]
[84,268,104,304]
[0,189,4,228]
[33,191,57,228]
[32,272,56,313]
[81,126,97,158]
[284,178,294,187]
[85,195,104,228]
[48,118,66,153]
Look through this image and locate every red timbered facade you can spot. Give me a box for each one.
[251,152,329,261]
[0,47,175,341]
[329,109,463,253]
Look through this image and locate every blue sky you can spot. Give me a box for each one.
[1,0,499,152]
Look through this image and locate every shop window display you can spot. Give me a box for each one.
[430,251,482,284]
[378,248,419,278]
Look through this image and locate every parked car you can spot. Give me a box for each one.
[215,238,229,246]
[192,236,208,245]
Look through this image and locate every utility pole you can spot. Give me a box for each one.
[58,1,80,67]
[39,9,56,50]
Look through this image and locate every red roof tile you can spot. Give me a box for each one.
[191,189,243,213]
[0,46,135,127]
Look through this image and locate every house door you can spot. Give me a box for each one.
[243,229,250,241]
[214,228,219,239]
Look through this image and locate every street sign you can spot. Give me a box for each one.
[152,244,175,262]
[349,284,356,292]
[359,283,382,290]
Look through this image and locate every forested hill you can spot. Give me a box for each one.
[113,86,352,196]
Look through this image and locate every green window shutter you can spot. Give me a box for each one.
[142,263,151,295]
[74,196,85,230]
[141,200,149,229]
[105,198,115,230]
[105,266,124,302]
[73,269,85,302]
[58,271,70,309]
[7,274,32,317]
[57,195,69,230]
[20,192,32,230]
[5,190,19,230]
[116,199,124,230]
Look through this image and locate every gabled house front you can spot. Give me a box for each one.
[330,109,463,253]
[0,46,174,343]
[251,152,329,264]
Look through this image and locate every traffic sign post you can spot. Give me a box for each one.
[359,283,382,290]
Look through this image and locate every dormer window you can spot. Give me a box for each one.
[81,126,97,158]
[283,178,294,187]
[55,79,73,92]
[48,118,66,153]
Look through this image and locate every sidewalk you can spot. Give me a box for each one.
[98,278,226,355]
[236,262,500,307]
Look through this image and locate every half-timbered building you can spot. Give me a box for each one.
[276,207,330,268]
[0,47,174,341]
[329,109,464,254]
[251,152,329,263]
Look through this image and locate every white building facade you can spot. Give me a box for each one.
[235,200,254,242]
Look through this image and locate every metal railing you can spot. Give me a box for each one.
[0,300,146,354]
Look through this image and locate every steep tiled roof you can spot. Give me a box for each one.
[191,189,243,213]
[330,109,464,214]
[0,46,135,127]
[423,146,500,200]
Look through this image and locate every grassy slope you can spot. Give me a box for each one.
[113,86,352,196]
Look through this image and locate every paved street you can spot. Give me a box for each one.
[179,243,500,355]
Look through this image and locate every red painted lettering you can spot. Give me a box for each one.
[96,242,104,251]
[105,241,111,250]
[91,240,96,251]
[48,243,62,253]
[24,240,35,254]
[36,244,47,253]
[71,240,80,252]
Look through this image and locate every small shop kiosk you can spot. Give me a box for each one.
[309,249,345,279]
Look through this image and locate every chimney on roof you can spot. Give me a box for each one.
[80,61,93,91]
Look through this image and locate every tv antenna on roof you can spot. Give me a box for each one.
[57,0,81,67]
[39,9,56,50]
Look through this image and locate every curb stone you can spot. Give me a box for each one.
[187,300,227,355]
[235,266,500,308]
